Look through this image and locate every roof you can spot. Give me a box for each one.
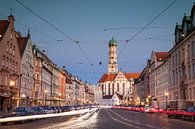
[103,95,113,99]
[109,37,117,46]
[98,73,117,83]
[98,72,140,83]
[154,52,168,61]
[17,37,29,57]
[124,73,140,80]
[0,20,9,41]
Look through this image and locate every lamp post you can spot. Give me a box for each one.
[165,92,169,110]
[44,90,47,106]
[58,93,61,107]
[9,80,15,109]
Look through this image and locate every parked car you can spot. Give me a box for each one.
[31,106,45,115]
[0,107,34,118]
[40,106,54,114]
[187,106,195,112]
[61,106,71,112]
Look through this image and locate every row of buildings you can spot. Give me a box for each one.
[134,3,195,109]
[0,15,94,112]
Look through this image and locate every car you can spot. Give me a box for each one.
[31,106,45,115]
[187,106,195,112]
[0,107,34,118]
[40,106,54,114]
[61,106,71,112]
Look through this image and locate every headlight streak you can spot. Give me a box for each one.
[0,109,90,123]
[40,108,99,129]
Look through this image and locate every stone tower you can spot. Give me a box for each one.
[108,37,118,74]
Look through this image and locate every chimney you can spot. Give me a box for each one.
[8,15,15,26]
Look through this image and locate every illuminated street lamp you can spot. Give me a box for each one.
[148,95,151,106]
[9,80,15,109]
[44,90,47,106]
[165,92,169,110]
[137,97,140,106]
[21,94,26,106]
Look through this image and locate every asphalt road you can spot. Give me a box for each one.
[1,108,195,129]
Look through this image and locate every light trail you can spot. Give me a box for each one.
[0,109,91,123]
[40,108,99,129]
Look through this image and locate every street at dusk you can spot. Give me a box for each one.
[1,0,195,128]
[1,108,195,129]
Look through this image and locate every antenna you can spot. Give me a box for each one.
[9,7,14,15]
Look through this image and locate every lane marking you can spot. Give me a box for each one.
[40,108,100,129]
[109,109,162,129]
[105,109,141,129]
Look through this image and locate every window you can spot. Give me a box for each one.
[108,83,110,95]
[6,42,9,52]
[188,65,191,80]
[192,41,195,58]
[112,84,114,94]
[193,63,195,79]
[2,56,5,67]
[117,83,119,92]
[178,51,181,65]
[123,83,125,95]
[13,46,15,56]
[187,44,190,60]
[6,57,9,68]
[10,44,12,54]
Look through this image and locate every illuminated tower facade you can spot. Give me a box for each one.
[108,37,118,74]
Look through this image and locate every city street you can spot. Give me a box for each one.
[1,108,195,129]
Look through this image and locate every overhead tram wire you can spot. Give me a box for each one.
[0,13,58,41]
[118,0,178,57]
[15,0,99,80]
[15,0,75,42]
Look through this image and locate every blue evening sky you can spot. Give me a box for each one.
[0,0,194,84]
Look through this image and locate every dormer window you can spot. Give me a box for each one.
[183,22,188,35]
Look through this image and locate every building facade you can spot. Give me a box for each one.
[98,38,140,105]
[0,15,21,112]
[17,31,34,107]
[168,4,195,105]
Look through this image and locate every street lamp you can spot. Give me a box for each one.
[137,97,140,106]
[58,93,61,107]
[148,95,151,106]
[165,92,169,110]
[9,80,15,109]
[44,90,47,106]
[21,93,26,106]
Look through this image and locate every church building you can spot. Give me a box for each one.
[98,37,140,105]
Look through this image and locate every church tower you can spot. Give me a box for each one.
[108,37,118,74]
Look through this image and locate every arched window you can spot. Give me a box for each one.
[112,83,114,95]
[117,83,119,92]
[108,83,110,95]
[123,83,125,95]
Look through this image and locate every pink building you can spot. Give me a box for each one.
[0,15,21,112]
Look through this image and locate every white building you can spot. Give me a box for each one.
[98,38,140,105]
[156,60,168,109]
[17,31,34,106]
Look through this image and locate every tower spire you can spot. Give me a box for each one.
[108,37,118,74]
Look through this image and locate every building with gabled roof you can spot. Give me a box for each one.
[17,30,35,107]
[0,15,21,112]
[98,38,140,105]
